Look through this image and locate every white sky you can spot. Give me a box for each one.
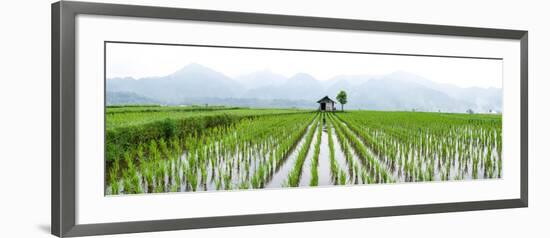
[106,43,502,88]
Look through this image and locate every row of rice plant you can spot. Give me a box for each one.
[107,112,317,194]
[328,113,393,183]
[106,107,502,195]
[285,116,320,187]
[329,114,375,185]
[171,112,317,192]
[335,111,502,182]
[250,114,318,188]
[325,115,348,185]
[106,105,307,165]
[308,113,325,186]
[108,136,184,194]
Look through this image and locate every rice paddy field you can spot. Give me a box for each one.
[105,105,502,195]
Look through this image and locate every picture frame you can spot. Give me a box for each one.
[52,1,528,237]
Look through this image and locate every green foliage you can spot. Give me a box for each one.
[105,105,501,195]
[286,116,319,187]
[327,118,339,183]
[309,115,323,186]
[106,106,307,163]
[336,90,348,111]
[335,110,501,183]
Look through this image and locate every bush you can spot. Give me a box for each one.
[106,114,248,162]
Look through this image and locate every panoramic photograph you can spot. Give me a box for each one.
[105,42,503,195]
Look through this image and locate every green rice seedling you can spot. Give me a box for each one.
[174,166,182,186]
[148,140,160,161]
[215,176,222,190]
[251,164,266,189]
[154,160,167,192]
[235,113,316,188]
[109,180,120,195]
[361,169,373,184]
[153,182,164,193]
[327,120,339,182]
[159,138,170,159]
[131,172,143,194]
[309,117,322,186]
[136,143,144,161]
[170,137,182,158]
[109,154,121,178]
[142,162,154,192]
[484,149,494,178]
[122,177,133,194]
[287,117,318,187]
[106,107,314,195]
[309,162,319,186]
[426,160,435,181]
[123,152,134,170]
[330,113,392,183]
[121,170,134,194]
[223,173,232,190]
[353,163,360,184]
[187,170,198,192]
[472,156,479,179]
[335,110,501,183]
[339,169,347,185]
[109,167,120,195]
[331,115,368,184]
[453,173,463,180]
[106,104,501,194]
[167,160,174,185]
[120,151,142,194]
[329,114,374,182]
[238,182,250,190]
[251,173,260,189]
[169,183,179,192]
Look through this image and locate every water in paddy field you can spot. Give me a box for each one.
[107,113,501,195]
[265,122,316,188]
[330,126,352,184]
[266,118,355,188]
[298,124,319,186]
[316,121,333,186]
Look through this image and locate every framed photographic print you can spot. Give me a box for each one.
[52,1,528,237]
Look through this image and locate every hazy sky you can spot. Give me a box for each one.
[106,42,502,89]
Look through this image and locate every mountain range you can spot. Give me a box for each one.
[107,63,502,113]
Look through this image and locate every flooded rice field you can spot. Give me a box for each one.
[106,110,502,195]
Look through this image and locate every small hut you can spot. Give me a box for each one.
[317,96,336,111]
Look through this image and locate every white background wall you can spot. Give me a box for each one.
[0,0,547,237]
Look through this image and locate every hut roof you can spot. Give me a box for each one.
[317,96,335,103]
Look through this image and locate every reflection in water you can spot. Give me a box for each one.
[106,112,501,195]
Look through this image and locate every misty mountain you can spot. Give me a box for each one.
[107,63,502,113]
[107,63,243,104]
[380,71,502,112]
[279,73,325,100]
[176,97,317,109]
[241,73,324,100]
[106,91,160,105]
[349,77,475,112]
[235,70,287,90]
[323,75,372,97]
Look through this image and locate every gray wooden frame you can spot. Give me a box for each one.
[51,1,528,237]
